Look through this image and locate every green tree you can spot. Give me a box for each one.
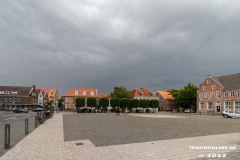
[131,99,140,108]
[99,98,109,111]
[150,99,159,108]
[120,98,131,109]
[140,99,150,108]
[87,98,97,109]
[110,98,120,110]
[75,98,85,109]
[110,86,132,99]
[57,99,64,107]
[168,83,198,111]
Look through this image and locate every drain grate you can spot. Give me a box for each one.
[76,143,83,146]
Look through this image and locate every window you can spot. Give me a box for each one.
[203,86,206,91]
[199,103,204,109]
[230,91,235,97]
[90,91,94,96]
[216,92,221,98]
[210,92,215,98]
[235,102,240,109]
[14,98,17,102]
[74,91,79,96]
[237,91,240,97]
[82,91,86,96]
[0,98,2,102]
[211,85,216,90]
[204,92,209,99]
[199,93,203,99]
[224,101,231,110]
[224,91,228,97]
[18,98,21,102]
[207,79,211,84]
[9,98,12,102]
[208,102,213,109]
[139,92,143,96]
[5,98,8,102]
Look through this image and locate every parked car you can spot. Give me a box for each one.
[33,108,45,112]
[13,108,28,113]
[224,110,240,118]
[222,110,232,117]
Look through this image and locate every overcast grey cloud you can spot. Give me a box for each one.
[1,0,240,95]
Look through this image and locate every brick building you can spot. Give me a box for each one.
[129,88,158,100]
[197,73,240,113]
[155,90,176,111]
[0,85,38,110]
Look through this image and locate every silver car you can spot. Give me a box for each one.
[224,110,240,118]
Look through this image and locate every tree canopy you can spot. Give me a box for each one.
[168,83,198,110]
[110,86,132,99]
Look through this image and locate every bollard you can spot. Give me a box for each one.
[4,124,10,149]
[35,116,37,128]
[25,118,29,134]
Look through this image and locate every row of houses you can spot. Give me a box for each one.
[0,85,59,110]
[63,88,175,111]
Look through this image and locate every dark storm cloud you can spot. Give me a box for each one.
[1,0,240,95]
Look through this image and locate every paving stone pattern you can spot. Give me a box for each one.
[0,115,36,157]
[63,113,240,147]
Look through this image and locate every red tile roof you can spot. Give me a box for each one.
[129,88,157,98]
[156,90,174,100]
[65,88,98,97]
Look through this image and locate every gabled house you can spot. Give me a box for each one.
[129,88,158,100]
[197,73,240,113]
[155,90,176,111]
[64,88,107,110]
[0,85,38,110]
[39,88,59,106]
[36,89,44,107]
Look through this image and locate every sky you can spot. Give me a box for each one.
[1,0,240,96]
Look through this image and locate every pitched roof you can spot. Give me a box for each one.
[129,88,157,98]
[98,93,110,98]
[38,88,58,94]
[156,90,174,100]
[65,88,98,97]
[0,86,33,96]
[213,73,240,89]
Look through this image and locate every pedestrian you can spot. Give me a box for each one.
[125,107,128,116]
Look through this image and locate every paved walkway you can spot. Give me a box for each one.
[0,113,239,160]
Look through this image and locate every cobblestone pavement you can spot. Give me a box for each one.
[63,113,240,147]
[0,115,36,157]
[0,113,239,160]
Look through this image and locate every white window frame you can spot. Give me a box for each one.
[203,86,206,91]
[90,91,94,96]
[82,91,86,96]
[5,98,8,102]
[230,91,235,97]
[199,102,204,109]
[18,98,21,102]
[204,92,209,99]
[224,91,228,97]
[0,98,2,102]
[216,91,221,98]
[207,79,211,84]
[238,91,240,97]
[208,102,213,109]
[235,101,240,110]
[74,91,79,96]
[211,85,216,90]
[224,101,231,110]
[210,92,215,98]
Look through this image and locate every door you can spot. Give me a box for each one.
[217,106,221,112]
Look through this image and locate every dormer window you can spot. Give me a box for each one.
[75,91,79,96]
[139,92,143,96]
[203,86,206,91]
[90,91,94,96]
[82,91,86,96]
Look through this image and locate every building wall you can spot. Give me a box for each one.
[197,77,240,112]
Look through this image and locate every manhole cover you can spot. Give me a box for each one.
[76,143,83,146]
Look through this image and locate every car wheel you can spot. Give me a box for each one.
[224,115,228,118]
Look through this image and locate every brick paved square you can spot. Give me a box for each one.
[63,113,240,147]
